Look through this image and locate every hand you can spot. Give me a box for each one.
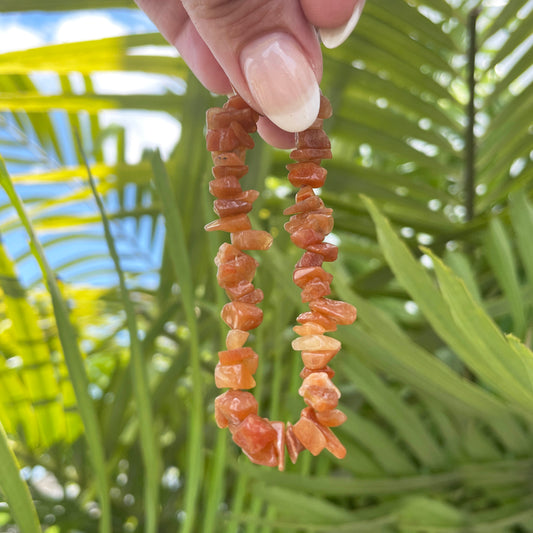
[135,0,365,148]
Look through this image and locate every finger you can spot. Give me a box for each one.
[299,0,359,28]
[134,0,232,94]
[257,117,297,150]
[182,0,323,133]
[310,0,366,49]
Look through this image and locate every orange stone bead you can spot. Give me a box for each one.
[226,329,249,350]
[293,267,333,288]
[290,148,332,161]
[299,373,341,412]
[286,162,327,188]
[246,421,286,471]
[216,255,258,287]
[299,371,340,395]
[297,311,337,332]
[295,185,315,203]
[209,176,243,198]
[218,347,258,374]
[230,120,255,148]
[235,189,260,203]
[214,242,250,266]
[214,198,253,218]
[205,214,251,232]
[214,362,256,389]
[293,322,325,336]
[206,107,257,132]
[206,128,241,152]
[293,417,326,456]
[244,442,278,468]
[283,214,309,234]
[295,252,324,268]
[302,385,339,412]
[205,107,226,129]
[308,213,334,235]
[292,335,341,353]
[318,94,333,119]
[214,390,258,428]
[270,421,286,471]
[285,422,305,464]
[301,279,331,302]
[296,129,331,150]
[300,365,335,380]
[285,212,333,237]
[221,301,263,330]
[318,426,346,459]
[225,281,255,300]
[236,288,264,304]
[301,408,346,459]
[309,298,357,325]
[231,230,273,250]
[212,165,248,179]
[224,95,257,114]
[213,151,245,167]
[290,228,324,249]
[306,243,338,262]
[301,350,336,370]
[231,414,277,455]
[283,195,324,215]
[315,409,347,427]
[284,207,333,233]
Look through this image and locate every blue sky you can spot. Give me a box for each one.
[1,9,183,165]
[0,9,155,51]
[0,8,184,288]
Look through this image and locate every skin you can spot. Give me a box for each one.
[135,0,362,148]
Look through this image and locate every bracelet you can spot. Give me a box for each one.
[205,94,356,470]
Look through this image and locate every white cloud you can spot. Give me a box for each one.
[92,72,185,95]
[2,13,183,169]
[0,25,45,53]
[99,110,181,164]
[128,45,179,58]
[53,12,127,43]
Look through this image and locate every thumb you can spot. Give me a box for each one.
[182,0,322,133]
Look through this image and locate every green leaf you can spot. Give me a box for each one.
[0,421,40,533]
[485,217,526,336]
[0,157,112,533]
[443,249,482,305]
[430,251,533,410]
[398,496,465,529]
[509,191,533,296]
[363,195,533,415]
[151,149,203,533]
[339,405,417,475]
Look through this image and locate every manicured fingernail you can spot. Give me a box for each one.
[241,33,320,133]
[319,0,365,49]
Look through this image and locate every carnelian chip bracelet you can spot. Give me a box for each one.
[205,94,357,470]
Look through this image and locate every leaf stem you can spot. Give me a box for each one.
[465,7,480,223]
[151,151,203,533]
[83,138,160,533]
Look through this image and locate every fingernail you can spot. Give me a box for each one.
[319,0,365,49]
[241,33,320,133]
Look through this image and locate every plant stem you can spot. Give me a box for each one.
[465,7,480,223]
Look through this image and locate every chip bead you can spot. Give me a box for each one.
[221,301,263,331]
[214,390,258,428]
[214,362,256,389]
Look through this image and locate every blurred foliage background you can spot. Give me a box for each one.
[1,0,533,531]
